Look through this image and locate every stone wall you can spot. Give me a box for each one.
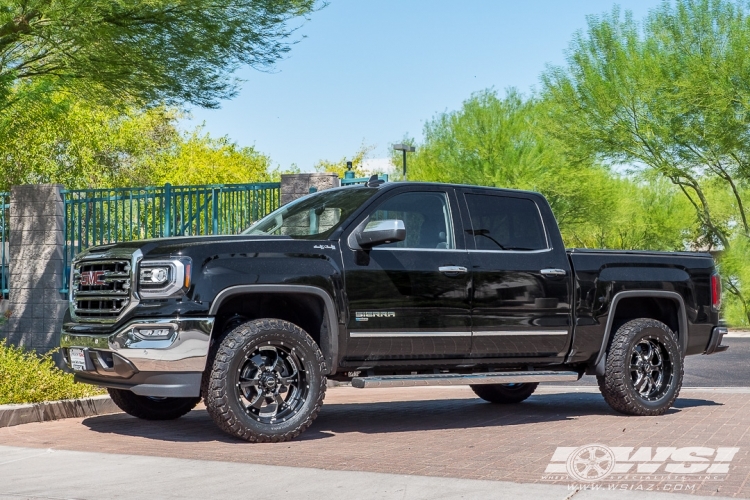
[280,173,339,205]
[0,185,68,356]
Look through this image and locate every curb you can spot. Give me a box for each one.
[0,395,120,428]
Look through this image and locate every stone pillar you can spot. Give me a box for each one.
[280,173,340,205]
[0,185,68,355]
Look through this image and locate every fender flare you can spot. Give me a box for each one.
[593,290,688,376]
[209,284,340,375]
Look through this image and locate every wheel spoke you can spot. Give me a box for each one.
[634,373,648,392]
[249,354,265,369]
[239,378,260,390]
[640,342,653,361]
[248,391,265,409]
[274,393,286,409]
[268,347,281,371]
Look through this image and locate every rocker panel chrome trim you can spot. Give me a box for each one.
[352,370,579,388]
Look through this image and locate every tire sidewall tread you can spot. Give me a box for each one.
[205,318,327,443]
[598,318,683,416]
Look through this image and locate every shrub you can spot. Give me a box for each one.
[0,343,104,405]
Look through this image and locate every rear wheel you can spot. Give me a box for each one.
[107,389,200,420]
[205,319,327,442]
[597,318,683,416]
[470,382,538,404]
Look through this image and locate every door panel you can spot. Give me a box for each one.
[461,190,573,357]
[342,188,471,360]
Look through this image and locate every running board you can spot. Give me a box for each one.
[351,370,579,389]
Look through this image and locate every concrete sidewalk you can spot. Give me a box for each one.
[0,445,733,500]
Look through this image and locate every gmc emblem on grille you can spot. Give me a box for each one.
[80,270,106,286]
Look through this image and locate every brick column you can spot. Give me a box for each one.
[0,185,67,355]
[280,173,340,205]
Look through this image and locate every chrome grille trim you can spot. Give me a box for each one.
[69,249,142,324]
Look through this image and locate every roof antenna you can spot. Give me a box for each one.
[366,174,385,187]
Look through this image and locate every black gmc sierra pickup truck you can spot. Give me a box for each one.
[60,181,727,442]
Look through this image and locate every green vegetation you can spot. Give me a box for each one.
[0,93,278,190]
[543,0,750,324]
[398,0,750,326]
[0,0,318,189]
[314,144,375,179]
[0,343,104,405]
[0,0,316,110]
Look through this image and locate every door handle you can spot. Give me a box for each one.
[541,268,567,277]
[439,266,468,274]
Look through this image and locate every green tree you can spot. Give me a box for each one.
[542,0,750,248]
[0,87,276,189]
[0,0,317,109]
[542,0,750,323]
[143,128,273,186]
[0,88,179,189]
[402,89,619,236]
[313,143,375,178]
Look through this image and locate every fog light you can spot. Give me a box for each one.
[134,327,172,339]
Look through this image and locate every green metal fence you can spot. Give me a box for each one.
[61,182,280,292]
[1,191,8,298]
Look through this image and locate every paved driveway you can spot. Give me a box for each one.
[1,385,749,498]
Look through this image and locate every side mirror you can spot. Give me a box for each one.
[356,219,406,248]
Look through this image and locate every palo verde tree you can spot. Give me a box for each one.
[0,0,317,109]
[542,0,750,323]
[542,0,750,248]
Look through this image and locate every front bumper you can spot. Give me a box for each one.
[704,326,729,355]
[61,317,214,397]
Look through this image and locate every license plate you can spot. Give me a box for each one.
[69,348,88,371]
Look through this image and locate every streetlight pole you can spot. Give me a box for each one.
[392,144,415,180]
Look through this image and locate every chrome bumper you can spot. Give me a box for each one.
[61,317,214,374]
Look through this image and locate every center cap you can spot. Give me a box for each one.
[263,375,277,388]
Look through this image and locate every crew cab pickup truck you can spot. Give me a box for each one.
[60,181,727,442]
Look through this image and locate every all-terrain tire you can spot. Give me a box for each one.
[597,318,683,416]
[204,319,327,443]
[107,389,200,420]
[470,382,539,404]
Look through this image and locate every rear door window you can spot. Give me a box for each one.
[464,194,547,251]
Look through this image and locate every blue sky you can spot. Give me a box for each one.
[185,0,663,172]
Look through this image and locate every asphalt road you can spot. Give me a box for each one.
[564,336,749,387]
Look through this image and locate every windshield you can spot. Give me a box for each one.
[242,187,378,239]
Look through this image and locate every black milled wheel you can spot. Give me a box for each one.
[597,318,683,416]
[470,382,538,404]
[204,319,327,443]
[107,389,200,420]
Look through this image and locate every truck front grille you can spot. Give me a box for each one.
[72,259,132,321]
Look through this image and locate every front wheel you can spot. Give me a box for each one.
[597,318,683,416]
[470,382,538,404]
[107,389,200,420]
[205,319,327,443]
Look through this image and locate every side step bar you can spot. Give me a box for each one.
[351,370,579,389]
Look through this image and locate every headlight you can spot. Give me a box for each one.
[138,258,191,298]
[140,267,170,285]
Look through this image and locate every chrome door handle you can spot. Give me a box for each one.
[439,266,468,274]
[541,268,567,277]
